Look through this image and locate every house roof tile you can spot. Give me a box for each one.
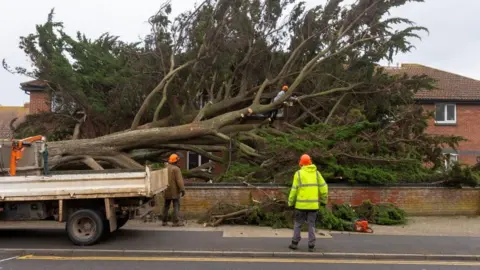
[385,64,480,101]
[0,106,29,139]
[20,79,48,92]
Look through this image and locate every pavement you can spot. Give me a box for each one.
[1,228,479,256]
[356,216,480,237]
[0,254,479,269]
[4,215,479,236]
[0,220,479,257]
[0,217,479,269]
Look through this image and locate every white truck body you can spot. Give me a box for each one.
[0,139,170,246]
[0,166,169,246]
[0,167,168,201]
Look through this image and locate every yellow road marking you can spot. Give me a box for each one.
[17,255,480,266]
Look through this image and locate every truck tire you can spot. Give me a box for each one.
[66,209,105,246]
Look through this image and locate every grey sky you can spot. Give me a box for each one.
[1,0,479,106]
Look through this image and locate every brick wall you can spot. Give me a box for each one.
[170,185,480,218]
[423,104,480,165]
[29,92,50,114]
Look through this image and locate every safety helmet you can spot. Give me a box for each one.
[168,154,180,164]
[299,154,312,166]
[282,85,289,91]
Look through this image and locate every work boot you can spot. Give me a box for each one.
[288,241,298,250]
[308,246,315,252]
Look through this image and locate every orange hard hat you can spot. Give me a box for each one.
[282,85,289,91]
[299,154,312,166]
[168,154,180,164]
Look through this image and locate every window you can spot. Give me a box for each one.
[435,103,456,124]
[50,92,78,114]
[187,151,210,170]
[443,153,458,170]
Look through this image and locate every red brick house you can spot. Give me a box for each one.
[387,64,480,166]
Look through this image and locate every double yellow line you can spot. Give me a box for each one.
[17,255,480,266]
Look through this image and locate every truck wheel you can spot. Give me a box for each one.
[66,209,105,246]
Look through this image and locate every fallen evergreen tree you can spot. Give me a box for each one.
[200,197,407,231]
[4,0,477,186]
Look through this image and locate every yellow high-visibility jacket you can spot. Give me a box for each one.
[288,164,328,210]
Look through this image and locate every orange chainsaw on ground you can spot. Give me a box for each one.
[353,219,374,233]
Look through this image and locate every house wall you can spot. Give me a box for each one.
[423,104,480,165]
[29,91,50,114]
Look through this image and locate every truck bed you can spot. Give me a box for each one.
[0,167,168,201]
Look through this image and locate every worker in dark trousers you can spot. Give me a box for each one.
[288,154,328,252]
[162,154,186,227]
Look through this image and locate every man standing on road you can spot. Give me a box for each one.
[162,153,186,227]
[288,154,328,252]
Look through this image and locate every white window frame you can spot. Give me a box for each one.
[443,153,458,169]
[435,103,456,124]
[186,151,210,170]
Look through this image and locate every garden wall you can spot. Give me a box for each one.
[172,185,480,218]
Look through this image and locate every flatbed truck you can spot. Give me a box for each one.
[0,138,168,246]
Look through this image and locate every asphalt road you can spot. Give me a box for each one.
[0,228,478,255]
[0,254,479,270]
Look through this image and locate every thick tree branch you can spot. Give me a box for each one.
[129,149,170,161]
[292,103,324,126]
[190,160,215,173]
[337,153,417,164]
[109,153,144,169]
[297,100,322,123]
[159,144,224,163]
[131,59,197,130]
[214,132,262,158]
[153,73,176,122]
[72,112,87,140]
[325,93,347,124]
[208,71,217,101]
[193,101,213,123]
[9,117,18,136]
[338,0,381,38]
[183,170,212,181]
[297,83,363,101]
[253,36,317,105]
[219,120,269,135]
[81,156,104,170]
